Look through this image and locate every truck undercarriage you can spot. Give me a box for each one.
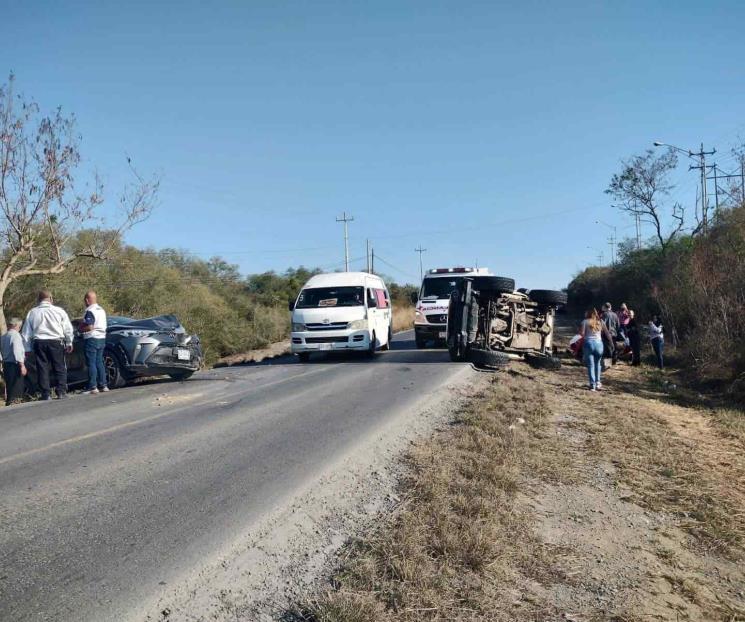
[446,276,566,370]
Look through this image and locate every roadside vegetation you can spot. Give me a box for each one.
[290,338,745,621]
[569,145,745,401]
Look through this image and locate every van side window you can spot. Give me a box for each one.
[367,288,377,307]
[375,289,388,309]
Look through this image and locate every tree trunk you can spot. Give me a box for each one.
[0,282,9,335]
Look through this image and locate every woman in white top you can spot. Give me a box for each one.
[648,315,664,369]
[579,308,605,391]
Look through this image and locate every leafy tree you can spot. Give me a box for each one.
[0,74,158,331]
[605,148,688,251]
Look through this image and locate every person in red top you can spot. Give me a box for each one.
[618,303,631,339]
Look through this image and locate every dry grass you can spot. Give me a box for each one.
[574,367,745,559]
[392,303,415,334]
[287,374,574,622]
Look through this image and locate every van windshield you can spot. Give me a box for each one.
[296,286,365,308]
[420,277,463,299]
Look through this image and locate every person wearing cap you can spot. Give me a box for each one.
[1,318,28,405]
[79,290,109,395]
[22,290,74,400]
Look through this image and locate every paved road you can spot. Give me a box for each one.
[0,331,467,621]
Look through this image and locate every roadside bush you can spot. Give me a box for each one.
[567,204,745,393]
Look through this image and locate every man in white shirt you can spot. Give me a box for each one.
[22,290,74,400]
[79,290,109,394]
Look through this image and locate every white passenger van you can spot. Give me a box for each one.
[289,272,392,362]
[414,267,491,348]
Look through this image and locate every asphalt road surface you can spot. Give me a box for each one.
[0,331,468,621]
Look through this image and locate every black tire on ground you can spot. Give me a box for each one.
[517,287,530,294]
[471,275,516,294]
[525,352,562,370]
[382,326,392,351]
[169,371,195,381]
[415,335,427,349]
[466,347,510,369]
[528,289,568,306]
[297,352,311,363]
[366,332,377,358]
[103,350,127,389]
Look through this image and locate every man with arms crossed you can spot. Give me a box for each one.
[80,290,109,394]
[1,317,27,405]
[22,290,74,400]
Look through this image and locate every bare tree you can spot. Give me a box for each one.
[0,74,158,332]
[605,148,688,250]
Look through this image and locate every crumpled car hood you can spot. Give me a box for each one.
[107,314,184,332]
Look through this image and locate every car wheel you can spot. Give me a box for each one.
[528,289,568,306]
[525,352,562,370]
[298,353,311,363]
[471,275,516,294]
[103,350,127,389]
[415,335,427,349]
[466,347,510,369]
[366,332,377,358]
[169,371,194,381]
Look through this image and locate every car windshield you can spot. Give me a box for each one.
[420,277,463,299]
[296,286,365,308]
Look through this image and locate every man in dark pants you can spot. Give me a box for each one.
[1,317,28,405]
[22,290,74,400]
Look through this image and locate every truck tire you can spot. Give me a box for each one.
[525,352,562,370]
[529,289,567,306]
[382,326,392,350]
[471,275,516,294]
[466,347,510,369]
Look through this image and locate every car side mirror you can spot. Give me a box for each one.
[368,297,377,308]
[410,291,418,304]
[288,300,295,311]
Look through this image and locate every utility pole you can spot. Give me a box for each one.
[371,247,375,274]
[687,143,716,232]
[366,238,371,273]
[414,245,427,281]
[706,164,744,217]
[634,212,641,251]
[596,221,617,264]
[336,212,354,272]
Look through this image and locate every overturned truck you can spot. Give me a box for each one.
[446,275,566,370]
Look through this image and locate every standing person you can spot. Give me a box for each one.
[579,308,605,391]
[601,302,620,366]
[649,315,664,370]
[21,290,74,400]
[626,310,641,366]
[1,318,28,405]
[80,290,109,395]
[618,303,631,340]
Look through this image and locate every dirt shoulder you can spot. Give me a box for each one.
[292,332,745,620]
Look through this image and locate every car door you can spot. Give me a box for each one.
[375,288,391,344]
[65,320,88,385]
[366,287,380,345]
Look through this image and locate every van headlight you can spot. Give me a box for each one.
[347,319,367,330]
[415,310,425,323]
[292,323,306,332]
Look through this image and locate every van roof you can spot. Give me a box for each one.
[303,271,387,289]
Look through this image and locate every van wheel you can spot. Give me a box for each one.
[298,353,311,363]
[382,326,392,351]
[366,332,377,358]
[415,335,426,349]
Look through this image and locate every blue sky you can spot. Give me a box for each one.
[2,1,745,288]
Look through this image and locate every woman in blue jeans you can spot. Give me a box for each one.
[580,308,605,391]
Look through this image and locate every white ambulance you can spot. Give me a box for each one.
[289,272,392,362]
[414,267,491,348]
